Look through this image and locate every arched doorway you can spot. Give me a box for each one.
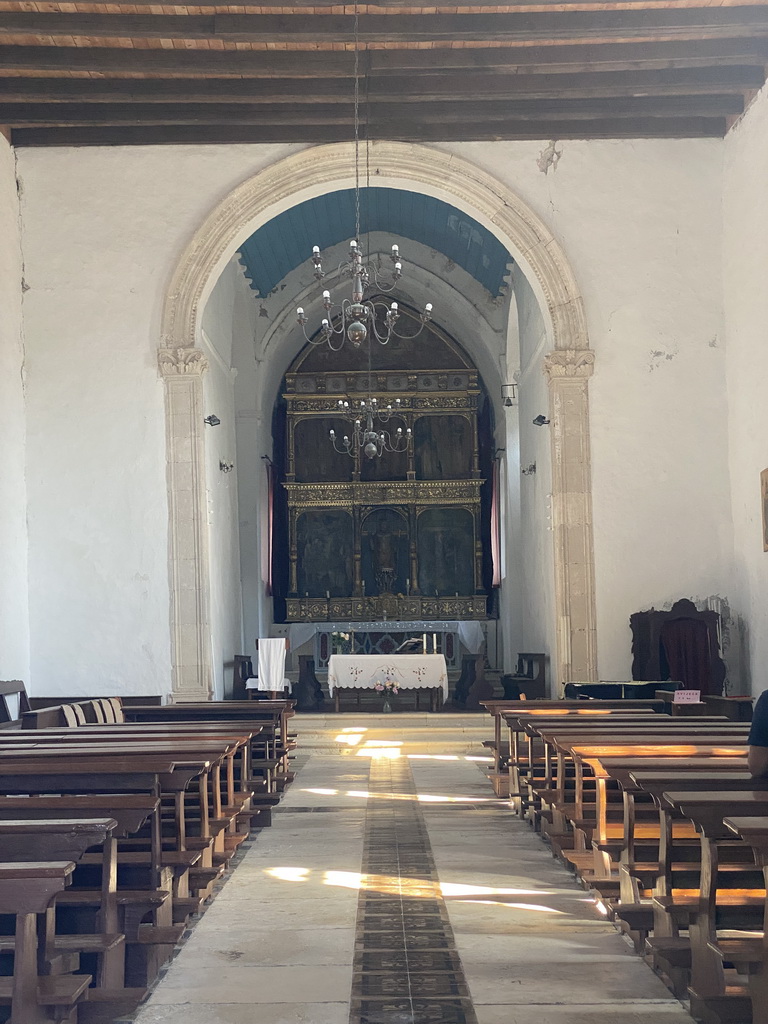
[159,142,597,700]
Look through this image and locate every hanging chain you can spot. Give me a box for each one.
[354,0,361,244]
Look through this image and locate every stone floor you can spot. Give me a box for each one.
[133,714,693,1024]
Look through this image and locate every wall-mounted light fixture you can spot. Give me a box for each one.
[532,414,550,426]
[219,460,234,473]
[204,415,221,427]
[502,383,518,408]
[521,463,537,476]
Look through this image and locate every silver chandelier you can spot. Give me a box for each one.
[329,398,411,460]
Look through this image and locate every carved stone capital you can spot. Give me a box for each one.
[158,347,209,377]
[544,349,595,382]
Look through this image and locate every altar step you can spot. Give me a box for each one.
[291,713,492,755]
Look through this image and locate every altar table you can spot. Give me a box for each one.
[327,654,449,710]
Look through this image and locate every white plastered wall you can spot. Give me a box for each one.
[515,266,557,680]
[200,259,256,697]
[429,140,731,682]
[723,84,768,697]
[0,134,30,684]
[15,137,732,693]
[18,145,305,697]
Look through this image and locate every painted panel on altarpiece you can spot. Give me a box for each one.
[297,509,354,597]
[417,507,474,596]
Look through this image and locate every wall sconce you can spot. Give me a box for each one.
[521,463,536,475]
[502,382,518,408]
[204,415,221,426]
[219,460,234,473]
[532,414,550,426]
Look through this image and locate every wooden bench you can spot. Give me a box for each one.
[0,860,90,1024]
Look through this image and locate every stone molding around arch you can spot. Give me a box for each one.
[159,141,597,700]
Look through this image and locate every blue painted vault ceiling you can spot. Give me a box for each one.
[237,187,513,301]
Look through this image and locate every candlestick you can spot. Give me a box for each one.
[433,633,437,652]
[422,633,427,653]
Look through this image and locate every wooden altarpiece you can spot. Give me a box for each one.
[280,318,488,623]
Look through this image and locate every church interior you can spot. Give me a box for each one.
[1,0,768,1021]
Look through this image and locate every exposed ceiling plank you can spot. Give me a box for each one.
[370,38,768,72]
[0,95,744,126]
[0,66,758,103]
[6,0,766,8]
[11,116,727,146]
[0,39,765,76]
[0,9,766,44]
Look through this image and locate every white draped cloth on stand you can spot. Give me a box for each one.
[327,655,448,699]
[246,638,292,693]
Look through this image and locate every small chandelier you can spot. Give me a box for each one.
[296,243,433,351]
[295,0,434,352]
[329,398,411,460]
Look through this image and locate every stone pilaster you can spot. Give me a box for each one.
[158,347,213,702]
[544,349,598,689]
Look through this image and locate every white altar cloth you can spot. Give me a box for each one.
[327,655,448,699]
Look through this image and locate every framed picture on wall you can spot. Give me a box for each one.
[762,469,768,552]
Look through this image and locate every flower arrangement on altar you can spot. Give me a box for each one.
[374,679,400,695]
[330,631,352,655]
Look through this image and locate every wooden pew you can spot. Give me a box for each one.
[533,726,748,856]
[505,711,683,817]
[0,819,123,997]
[723,815,768,1024]
[659,791,768,1024]
[0,861,90,1024]
[480,707,768,1021]
[479,700,662,797]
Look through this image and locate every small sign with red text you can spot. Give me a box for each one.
[673,689,702,704]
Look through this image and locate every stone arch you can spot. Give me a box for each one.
[159,142,597,700]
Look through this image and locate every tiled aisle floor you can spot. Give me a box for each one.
[133,716,693,1024]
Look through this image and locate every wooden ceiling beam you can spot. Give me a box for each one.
[0,9,766,44]
[371,38,768,71]
[0,95,744,125]
[0,67,759,103]
[11,0,768,9]
[11,116,727,146]
[0,39,765,76]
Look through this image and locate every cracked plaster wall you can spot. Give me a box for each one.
[13,138,731,692]
[0,133,30,683]
[723,83,768,697]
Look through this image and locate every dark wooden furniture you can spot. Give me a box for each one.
[503,653,546,699]
[630,597,727,696]
[0,679,30,727]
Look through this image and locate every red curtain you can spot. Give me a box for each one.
[491,460,501,587]
[265,460,274,597]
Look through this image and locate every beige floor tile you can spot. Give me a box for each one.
[135,1002,350,1024]
[474,1003,692,1024]
[171,927,355,968]
[148,965,354,1004]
